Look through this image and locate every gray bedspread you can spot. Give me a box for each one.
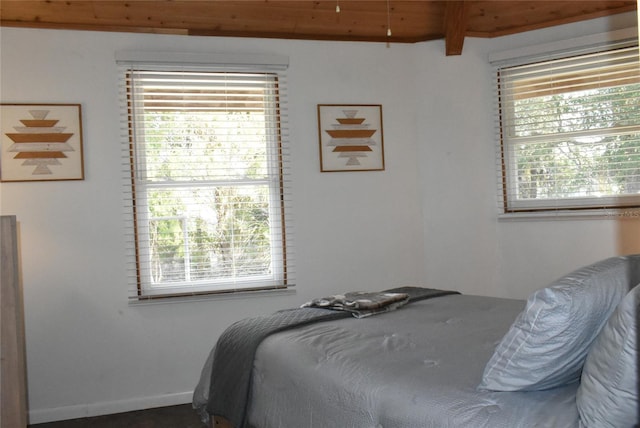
[205,307,350,427]
[197,288,458,428]
[246,294,581,428]
[194,291,580,428]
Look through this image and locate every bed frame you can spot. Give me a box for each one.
[213,416,233,428]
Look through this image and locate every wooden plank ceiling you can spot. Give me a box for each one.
[0,1,636,55]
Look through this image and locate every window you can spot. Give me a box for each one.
[495,40,640,213]
[118,53,294,299]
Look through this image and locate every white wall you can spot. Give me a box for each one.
[0,28,424,423]
[0,10,638,423]
[415,14,640,299]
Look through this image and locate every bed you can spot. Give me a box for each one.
[193,255,640,428]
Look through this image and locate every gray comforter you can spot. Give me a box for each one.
[195,293,581,428]
[199,288,458,428]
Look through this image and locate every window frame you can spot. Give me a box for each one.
[492,34,640,215]
[118,53,294,300]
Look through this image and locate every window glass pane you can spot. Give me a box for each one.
[148,185,272,286]
[513,136,640,200]
[140,110,268,181]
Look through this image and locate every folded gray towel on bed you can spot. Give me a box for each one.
[301,291,410,318]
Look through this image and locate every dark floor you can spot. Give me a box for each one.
[28,404,206,428]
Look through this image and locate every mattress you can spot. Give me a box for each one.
[243,294,581,428]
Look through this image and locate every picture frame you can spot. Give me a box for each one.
[317,104,385,172]
[1,103,84,182]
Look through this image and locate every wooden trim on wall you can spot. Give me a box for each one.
[1,215,28,427]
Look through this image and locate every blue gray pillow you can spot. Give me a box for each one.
[479,256,638,391]
[576,283,639,428]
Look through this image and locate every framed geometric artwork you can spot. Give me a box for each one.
[1,103,84,182]
[317,104,385,172]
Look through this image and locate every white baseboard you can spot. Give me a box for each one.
[28,391,194,425]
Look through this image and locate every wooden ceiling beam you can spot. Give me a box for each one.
[0,1,635,49]
[444,1,469,56]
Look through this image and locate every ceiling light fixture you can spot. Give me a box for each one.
[386,0,392,37]
[336,0,340,13]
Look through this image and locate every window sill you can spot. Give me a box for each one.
[498,208,640,221]
[128,286,296,306]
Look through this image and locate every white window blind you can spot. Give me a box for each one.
[494,39,640,213]
[117,55,294,300]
